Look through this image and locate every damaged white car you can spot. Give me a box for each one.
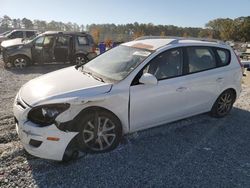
[14,37,243,161]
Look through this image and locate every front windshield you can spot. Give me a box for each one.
[83,45,152,82]
[25,34,42,44]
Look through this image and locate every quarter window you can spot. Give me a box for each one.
[217,49,230,66]
[143,48,183,80]
[187,47,216,73]
[26,31,36,38]
[77,36,88,45]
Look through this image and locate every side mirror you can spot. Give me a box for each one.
[139,73,158,85]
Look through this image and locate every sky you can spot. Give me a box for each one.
[1,0,250,28]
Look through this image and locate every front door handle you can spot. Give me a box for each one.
[176,87,187,92]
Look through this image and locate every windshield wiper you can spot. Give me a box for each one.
[81,69,105,82]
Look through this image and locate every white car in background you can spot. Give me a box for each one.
[14,37,243,161]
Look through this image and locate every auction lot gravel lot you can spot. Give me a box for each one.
[0,60,250,188]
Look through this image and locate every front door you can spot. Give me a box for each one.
[31,36,44,63]
[31,35,55,63]
[130,48,190,131]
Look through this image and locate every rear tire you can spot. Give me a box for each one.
[73,54,88,65]
[76,110,122,153]
[210,90,236,118]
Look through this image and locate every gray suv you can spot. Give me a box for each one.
[1,31,96,68]
[0,29,38,43]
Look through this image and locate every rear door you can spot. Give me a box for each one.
[180,46,225,114]
[54,34,71,62]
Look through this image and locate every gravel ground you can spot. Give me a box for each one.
[0,60,250,188]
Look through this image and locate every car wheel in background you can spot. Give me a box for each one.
[74,54,89,65]
[77,110,122,153]
[12,55,30,69]
[210,90,236,118]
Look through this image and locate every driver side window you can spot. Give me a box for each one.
[143,48,183,80]
[34,36,45,47]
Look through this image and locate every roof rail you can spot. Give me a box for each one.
[134,36,226,45]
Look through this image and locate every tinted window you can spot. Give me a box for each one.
[77,36,88,45]
[187,47,216,73]
[217,49,230,66]
[143,48,183,80]
[9,31,23,38]
[26,31,35,38]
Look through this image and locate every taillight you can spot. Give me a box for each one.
[233,50,244,75]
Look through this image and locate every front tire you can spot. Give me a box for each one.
[77,110,122,153]
[210,90,236,118]
[11,55,30,69]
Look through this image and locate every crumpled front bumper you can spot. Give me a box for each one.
[13,94,78,161]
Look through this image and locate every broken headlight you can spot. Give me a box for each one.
[27,103,70,126]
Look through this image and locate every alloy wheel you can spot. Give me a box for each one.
[82,116,116,151]
[216,92,233,116]
[13,57,27,68]
[75,56,87,65]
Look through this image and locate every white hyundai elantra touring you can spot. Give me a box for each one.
[13,37,243,161]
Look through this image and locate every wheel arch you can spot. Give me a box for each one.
[59,106,124,134]
[74,52,89,59]
[11,54,32,63]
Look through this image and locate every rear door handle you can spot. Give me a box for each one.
[176,87,187,92]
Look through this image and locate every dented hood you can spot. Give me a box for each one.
[19,66,112,106]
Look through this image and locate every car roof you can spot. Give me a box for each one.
[42,31,89,36]
[123,36,229,51]
[11,29,38,32]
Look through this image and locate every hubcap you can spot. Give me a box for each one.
[217,93,233,115]
[75,56,86,65]
[82,116,116,151]
[14,58,27,68]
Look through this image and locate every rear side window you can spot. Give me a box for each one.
[56,35,69,46]
[187,47,216,73]
[26,31,36,38]
[216,49,230,66]
[77,36,88,45]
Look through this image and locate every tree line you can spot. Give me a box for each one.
[0,15,250,43]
